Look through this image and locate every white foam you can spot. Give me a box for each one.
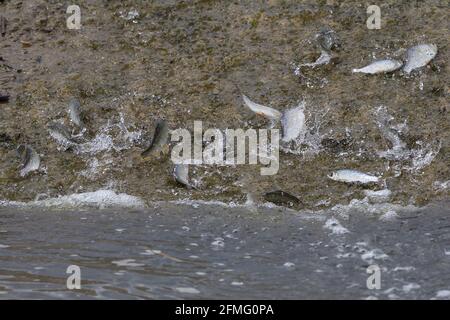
[112,259,144,267]
[283,262,296,268]
[392,266,415,272]
[169,199,241,208]
[324,218,349,235]
[374,106,441,172]
[433,180,449,191]
[436,290,450,298]
[379,210,399,221]
[211,238,225,250]
[1,190,146,209]
[361,249,388,263]
[175,287,200,294]
[402,283,420,293]
[364,189,392,203]
[78,133,114,154]
[330,197,417,219]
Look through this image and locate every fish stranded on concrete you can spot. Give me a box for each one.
[352,59,403,74]
[47,122,77,150]
[300,49,331,69]
[296,29,338,72]
[315,28,340,51]
[68,98,84,128]
[403,44,437,74]
[352,44,437,75]
[141,119,169,158]
[242,95,305,143]
[328,169,380,184]
[173,164,197,189]
[16,144,40,177]
[263,190,302,208]
[242,95,282,121]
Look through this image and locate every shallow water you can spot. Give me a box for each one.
[1,201,449,299]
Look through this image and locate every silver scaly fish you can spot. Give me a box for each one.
[17,144,40,177]
[403,44,437,74]
[352,59,403,74]
[328,169,380,184]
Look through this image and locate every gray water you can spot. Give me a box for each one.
[1,201,450,299]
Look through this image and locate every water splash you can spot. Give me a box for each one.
[374,106,440,173]
[0,190,146,209]
[281,103,328,157]
[374,106,408,160]
[79,157,114,179]
[77,114,142,155]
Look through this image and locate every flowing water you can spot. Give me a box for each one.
[1,198,450,299]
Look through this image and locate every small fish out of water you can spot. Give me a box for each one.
[352,59,403,74]
[173,164,197,190]
[403,44,437,74]
[300,49,332,69]
[48,122,76,150]
[242,95,282,121]
[328,169,380,184]
[141,119,169,158]
[68,98,84,128]
[297,28,338,72]
[315,28,340,51]
[263,190,302,208]
[17,144,40,177]
[242,95,305,143]
[0,94,9,103]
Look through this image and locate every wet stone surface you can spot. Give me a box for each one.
[0,0,448,208]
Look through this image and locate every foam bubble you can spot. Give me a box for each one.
[1,190,145,209]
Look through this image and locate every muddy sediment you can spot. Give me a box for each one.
[0,0,448,207]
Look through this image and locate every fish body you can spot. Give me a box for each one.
[301,49,331,68]
[173,164,197,189]
[352,59,403,74]
[264,190,301,208]
[17,144,40,177]
[68,98,83,128]
[48,122,76,150]
[242,95,282,121]
[242,95,308,143]
[403,44,437,74]
[328,169,380,184]
[141,119,169,157]
[315,29,340,51]
[281,104,305,143]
